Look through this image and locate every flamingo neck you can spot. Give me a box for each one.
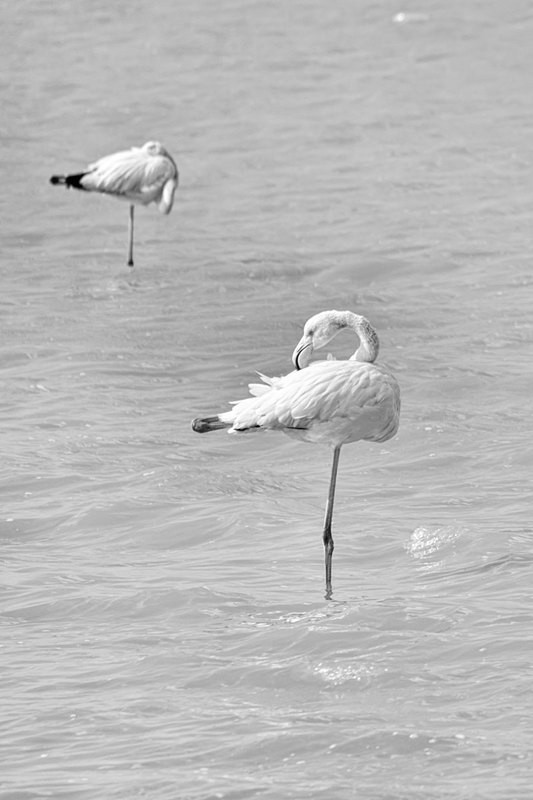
[338,311,380,363]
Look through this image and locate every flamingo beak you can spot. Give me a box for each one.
[292,339,313,371]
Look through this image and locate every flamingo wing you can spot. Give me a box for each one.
[265,363,387,425]
[84,148,177,209]
[226,360,399,444]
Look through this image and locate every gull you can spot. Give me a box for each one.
[50,140,178,266]
[192,310,401,597]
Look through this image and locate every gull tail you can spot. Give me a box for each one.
[192,416,230,433]
[50,172,88,190]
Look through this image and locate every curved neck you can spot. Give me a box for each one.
[339,311,380,362]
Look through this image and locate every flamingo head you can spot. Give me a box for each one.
[292,310,348,370]
[292,310,379,370]
[141,141,169,157]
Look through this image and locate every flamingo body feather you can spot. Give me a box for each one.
[219,360,399,448]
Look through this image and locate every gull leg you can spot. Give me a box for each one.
[323,446,341,598]
[127,204,135,267]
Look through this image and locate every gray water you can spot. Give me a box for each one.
[1,1,532,798]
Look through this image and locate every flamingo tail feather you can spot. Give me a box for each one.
[50,173,88,190]
[192,416,230,433]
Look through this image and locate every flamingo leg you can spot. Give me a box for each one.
[127,204,135,267]
[323,445,341,598]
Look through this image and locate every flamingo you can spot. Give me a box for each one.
[50,140,178,267]
[192,310,401,597]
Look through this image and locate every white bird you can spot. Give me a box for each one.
[192,310,401,597]
[50,140,178,267]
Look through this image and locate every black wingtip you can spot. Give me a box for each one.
[192,417,218,433]
[50,172,88,190]
[192,416,227,433]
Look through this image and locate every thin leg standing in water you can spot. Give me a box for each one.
[323,446,341,597]
[127,204,135,267]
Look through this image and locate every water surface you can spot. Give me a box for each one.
[1,1,532,798]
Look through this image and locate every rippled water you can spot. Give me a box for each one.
[2,1,533,798]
